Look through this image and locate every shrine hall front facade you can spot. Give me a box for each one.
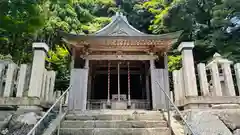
[62,12,182,111]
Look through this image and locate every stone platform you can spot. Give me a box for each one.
[176,96,240,109]
[59,110,170,135]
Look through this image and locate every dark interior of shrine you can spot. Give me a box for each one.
[92,74,146,99]
[91,61,148,100]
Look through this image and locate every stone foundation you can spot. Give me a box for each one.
[111,101,127,110]
[176,96,240,109]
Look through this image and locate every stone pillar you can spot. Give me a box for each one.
[222,63,235,96]
[197,63,209,96]
[16,64,28,97]
[4,63,17,97]
[163,52,170,110]
[207,62,222,96]
[178,68,185,101]
[28,43,49,98]
[172,70,179,103]
[149,55,157,109]
[234,63,240,93]
[178,42,198,96]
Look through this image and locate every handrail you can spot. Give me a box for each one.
[156,81,195,135]
[27,85,71,135]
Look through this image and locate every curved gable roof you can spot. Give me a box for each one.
[92,12,146,36]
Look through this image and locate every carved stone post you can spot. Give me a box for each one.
[234,63,240,93]
[4,63,17,97]
[28,43,49,98]
[178,42,198,97]
[197,63,210,96]
[207,53,235,96]
[16,64,28,97]
[207,61,222,96]
[222,62,235,96]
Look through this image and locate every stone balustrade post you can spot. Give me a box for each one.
[222,62,235,96]
[16,64,28,97]
[197,63,210,96]
[56,91,61,98]
[234,63,240,93]
[172,69,185,105]
[4,63,17,97]
[178,68,185,99]
[207,53,235,96]
[53,91,57,101]
[48,71,56,102]
[0,64,5,96]
[178,42,198,96]
[207,62,222,96]
[41,69,47,99]
[28,43,49,98]
[172,70,179,103]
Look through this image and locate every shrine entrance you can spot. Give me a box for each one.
[88,60,151,110]
[61,12,182,111]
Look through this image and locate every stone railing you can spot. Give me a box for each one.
[0,43,56,108]
[173,42,240,109]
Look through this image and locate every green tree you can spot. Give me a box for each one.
[0,0,47,63]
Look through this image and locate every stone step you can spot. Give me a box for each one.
[61,120,167,128]
[65,113,164,121]
[59,128,170,135]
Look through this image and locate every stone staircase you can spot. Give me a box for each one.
[58,110,171,135]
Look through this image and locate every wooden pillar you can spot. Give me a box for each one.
[107,61,111,105]
[87,62,92,100]
[127,62,131,106]
[118,62,121,101]
[145,63,150,101]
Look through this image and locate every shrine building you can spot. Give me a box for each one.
[61,12,182,111]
